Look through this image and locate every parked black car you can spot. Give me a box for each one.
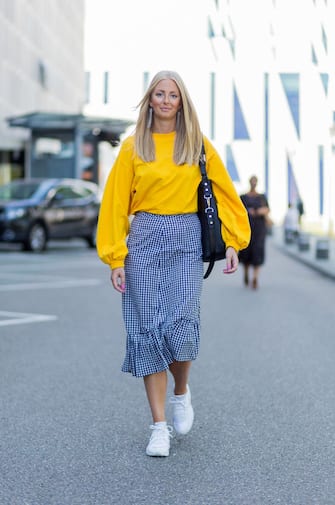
[0,178,101,252]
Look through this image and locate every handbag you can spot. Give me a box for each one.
[197,142,226,279]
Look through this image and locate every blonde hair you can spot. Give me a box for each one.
[134,70,202,166]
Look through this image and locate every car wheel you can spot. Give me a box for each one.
[85,222,97,248]
[23,223,47,252]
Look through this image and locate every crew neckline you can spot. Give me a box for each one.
[152,131,176,136]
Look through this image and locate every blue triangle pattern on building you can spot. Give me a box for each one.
[226,145,240,182]
[321,25,328,53]
[311,45,318,64]
[229,39,235,58]
[208,19,215,38]
[280,74,300,138]
[320,73,329,94]
[287,154,300,205]
[233,86,250,140]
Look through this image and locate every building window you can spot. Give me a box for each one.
[311,45,318,64]
[321,25,328,53]
[226,145,240,182]
[85,72,90,104]
[280,73,300,138]
[287,154,300,207]
[210,73,215,139]
[33,137,74,160]
[233,85,250,140]
[208,18,215,38]
[143,72,150,92]
[38,61,47,89]
[320,73,328,94]
[103,72,109,103]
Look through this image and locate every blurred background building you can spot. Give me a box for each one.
[0,0,85,183]
[0,0,130,186]
[84,0,335,234]
[209,0,335,234]
[1,0,334,235]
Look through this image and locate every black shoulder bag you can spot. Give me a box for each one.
[197,142,226,279]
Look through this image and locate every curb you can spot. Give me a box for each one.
[271,232,335,281]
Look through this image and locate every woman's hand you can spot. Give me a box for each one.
[256,206,269,216]
[248,208,256,217]
[223,246,239,274]
[111,267,126,293]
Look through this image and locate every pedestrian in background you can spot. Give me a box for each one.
[297,198,304,225]
[97,70,250,457]
[239,175,270,289]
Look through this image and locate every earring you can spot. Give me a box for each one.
[147,106,153,129]
[176,110,181,130]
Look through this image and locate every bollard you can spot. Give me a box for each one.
[315,239,329,259]
[284,229,296,244]
[297,233,310,251]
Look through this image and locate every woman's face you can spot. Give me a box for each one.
[150,79,181,122]
[250,176,258,190]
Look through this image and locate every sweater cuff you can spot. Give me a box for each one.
[225,242,239,253]
[110,260,125,270]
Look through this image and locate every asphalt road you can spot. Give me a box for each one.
[0,238,334,505]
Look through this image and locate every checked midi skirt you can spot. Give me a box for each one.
[121,212,204,377]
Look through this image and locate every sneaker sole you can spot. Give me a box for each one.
[146,449,169,457]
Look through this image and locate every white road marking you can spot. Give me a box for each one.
[0,311,58,327]
[0,278,102,291]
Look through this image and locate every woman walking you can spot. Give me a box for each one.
[97,70,250,457]
[239,175,270,289]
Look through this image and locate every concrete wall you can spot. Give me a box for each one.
[0,0,85,151]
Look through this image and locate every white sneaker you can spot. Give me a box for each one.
[146,423,173,457]
[170,385,194,435]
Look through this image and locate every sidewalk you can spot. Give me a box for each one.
[271,227,335,281]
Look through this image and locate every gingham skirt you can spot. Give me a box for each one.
[121,212,203,377]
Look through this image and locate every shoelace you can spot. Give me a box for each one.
[149,424,174,439]
[170,396,187,409]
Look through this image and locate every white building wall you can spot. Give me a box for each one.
[84,0,215,122]
[84,0,335,233]
[210,0,335,233]
[84,0,217,184]
[0,0,85,151]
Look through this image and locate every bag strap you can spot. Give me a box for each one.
[199,142,216,279]
[199,142,207,177]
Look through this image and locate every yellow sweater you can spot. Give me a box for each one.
[97,132,250,269]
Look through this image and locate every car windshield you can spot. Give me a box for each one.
[0,181,45,201]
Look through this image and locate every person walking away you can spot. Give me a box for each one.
[239,175,270,290]
[297,198,304,225]
[96,70,250,457]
